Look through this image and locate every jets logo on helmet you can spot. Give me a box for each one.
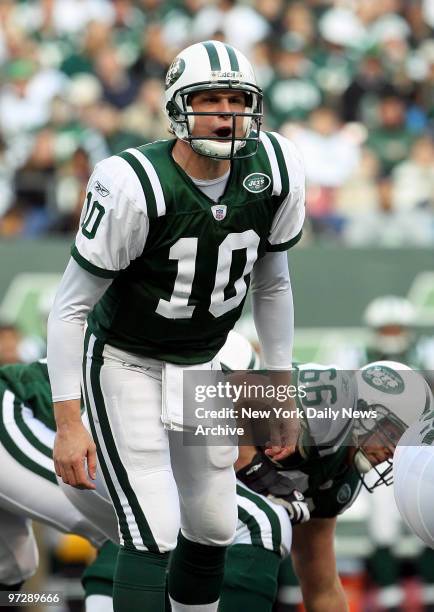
[165,57,185,90]
[164,40,263,160]
[361,365,405,395]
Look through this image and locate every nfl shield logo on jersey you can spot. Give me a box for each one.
[211,204,227,221]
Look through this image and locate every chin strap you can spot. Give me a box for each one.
[354,448,373,474]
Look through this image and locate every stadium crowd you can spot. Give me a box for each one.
[0,0,433,244]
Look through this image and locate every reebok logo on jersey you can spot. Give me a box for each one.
[211,204,227,221]
[94,181,110,197]
[243,173,271,193]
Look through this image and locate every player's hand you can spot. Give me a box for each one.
[236,452,310,525]
[265,401,300,461]
[54,421,97,490]
[268,489,310,525]
[265,372,300,461]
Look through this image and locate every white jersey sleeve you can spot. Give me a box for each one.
[260,132,305,252]
[72,155,149,278]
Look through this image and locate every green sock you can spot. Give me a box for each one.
[82,540,118,598]
[219,544,281,612]
[113,546,169,612]
[168,533,227,605]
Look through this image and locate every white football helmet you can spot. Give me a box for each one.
[393,421,434,548]
[363,295,416,356]
[164,40,262,160]
[353,360,432,491]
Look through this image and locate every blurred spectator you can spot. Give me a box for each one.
[130,23,172,82]
[60,20,113,76]
[0,0,432,242]
[263,38,321,128]
[0,58,67,138]
[85,102,144,154]
[342,50,390,123]
[335,148,381,220]
[43,0,115,38]
[191,0,269,55]
[283,107,361,237]
[254,0,286,38]
[94,45,139,109]
[287,107,361,188]
[122,78,169,144]
[343,177,434,246]
[282,2,316,49]
[392,135,434,211]
[366,92,415,175]
[51,147,92,234]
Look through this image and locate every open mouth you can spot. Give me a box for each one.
[214,127,232,138]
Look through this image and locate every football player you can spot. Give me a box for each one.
[47,40,305,612]
[0,358,117,612]
[58,346,431,612]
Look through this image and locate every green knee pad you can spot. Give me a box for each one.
[219,544,281,612]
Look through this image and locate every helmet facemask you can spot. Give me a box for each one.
[353,401,407,493]
[166,81,263,160]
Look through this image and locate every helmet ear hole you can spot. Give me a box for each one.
[166,100,181,120]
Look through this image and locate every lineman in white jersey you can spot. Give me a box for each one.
[47,40,305,612]
[0,359,115,612]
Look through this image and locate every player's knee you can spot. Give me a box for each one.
[0,538,39,586]
[185,507,237,547]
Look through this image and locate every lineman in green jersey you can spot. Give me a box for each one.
[0,359,117,611]
[227,360,432,612]
[47,40,305,612]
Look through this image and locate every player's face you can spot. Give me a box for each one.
[189,90,247,141]
[358,420,404,466]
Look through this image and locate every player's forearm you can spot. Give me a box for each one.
[47,316,84,401]
[54,399,83,429]
[235,445,257,471]
[301,577,348,612]
[47,258,112,401]
[251,251,293,370]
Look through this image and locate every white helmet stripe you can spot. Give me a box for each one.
[214,40,232,72]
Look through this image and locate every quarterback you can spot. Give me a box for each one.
[47,40,305,611]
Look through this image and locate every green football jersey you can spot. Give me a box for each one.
[273,364,361,518]
[72,133,305,364]
[0,360,55,431]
